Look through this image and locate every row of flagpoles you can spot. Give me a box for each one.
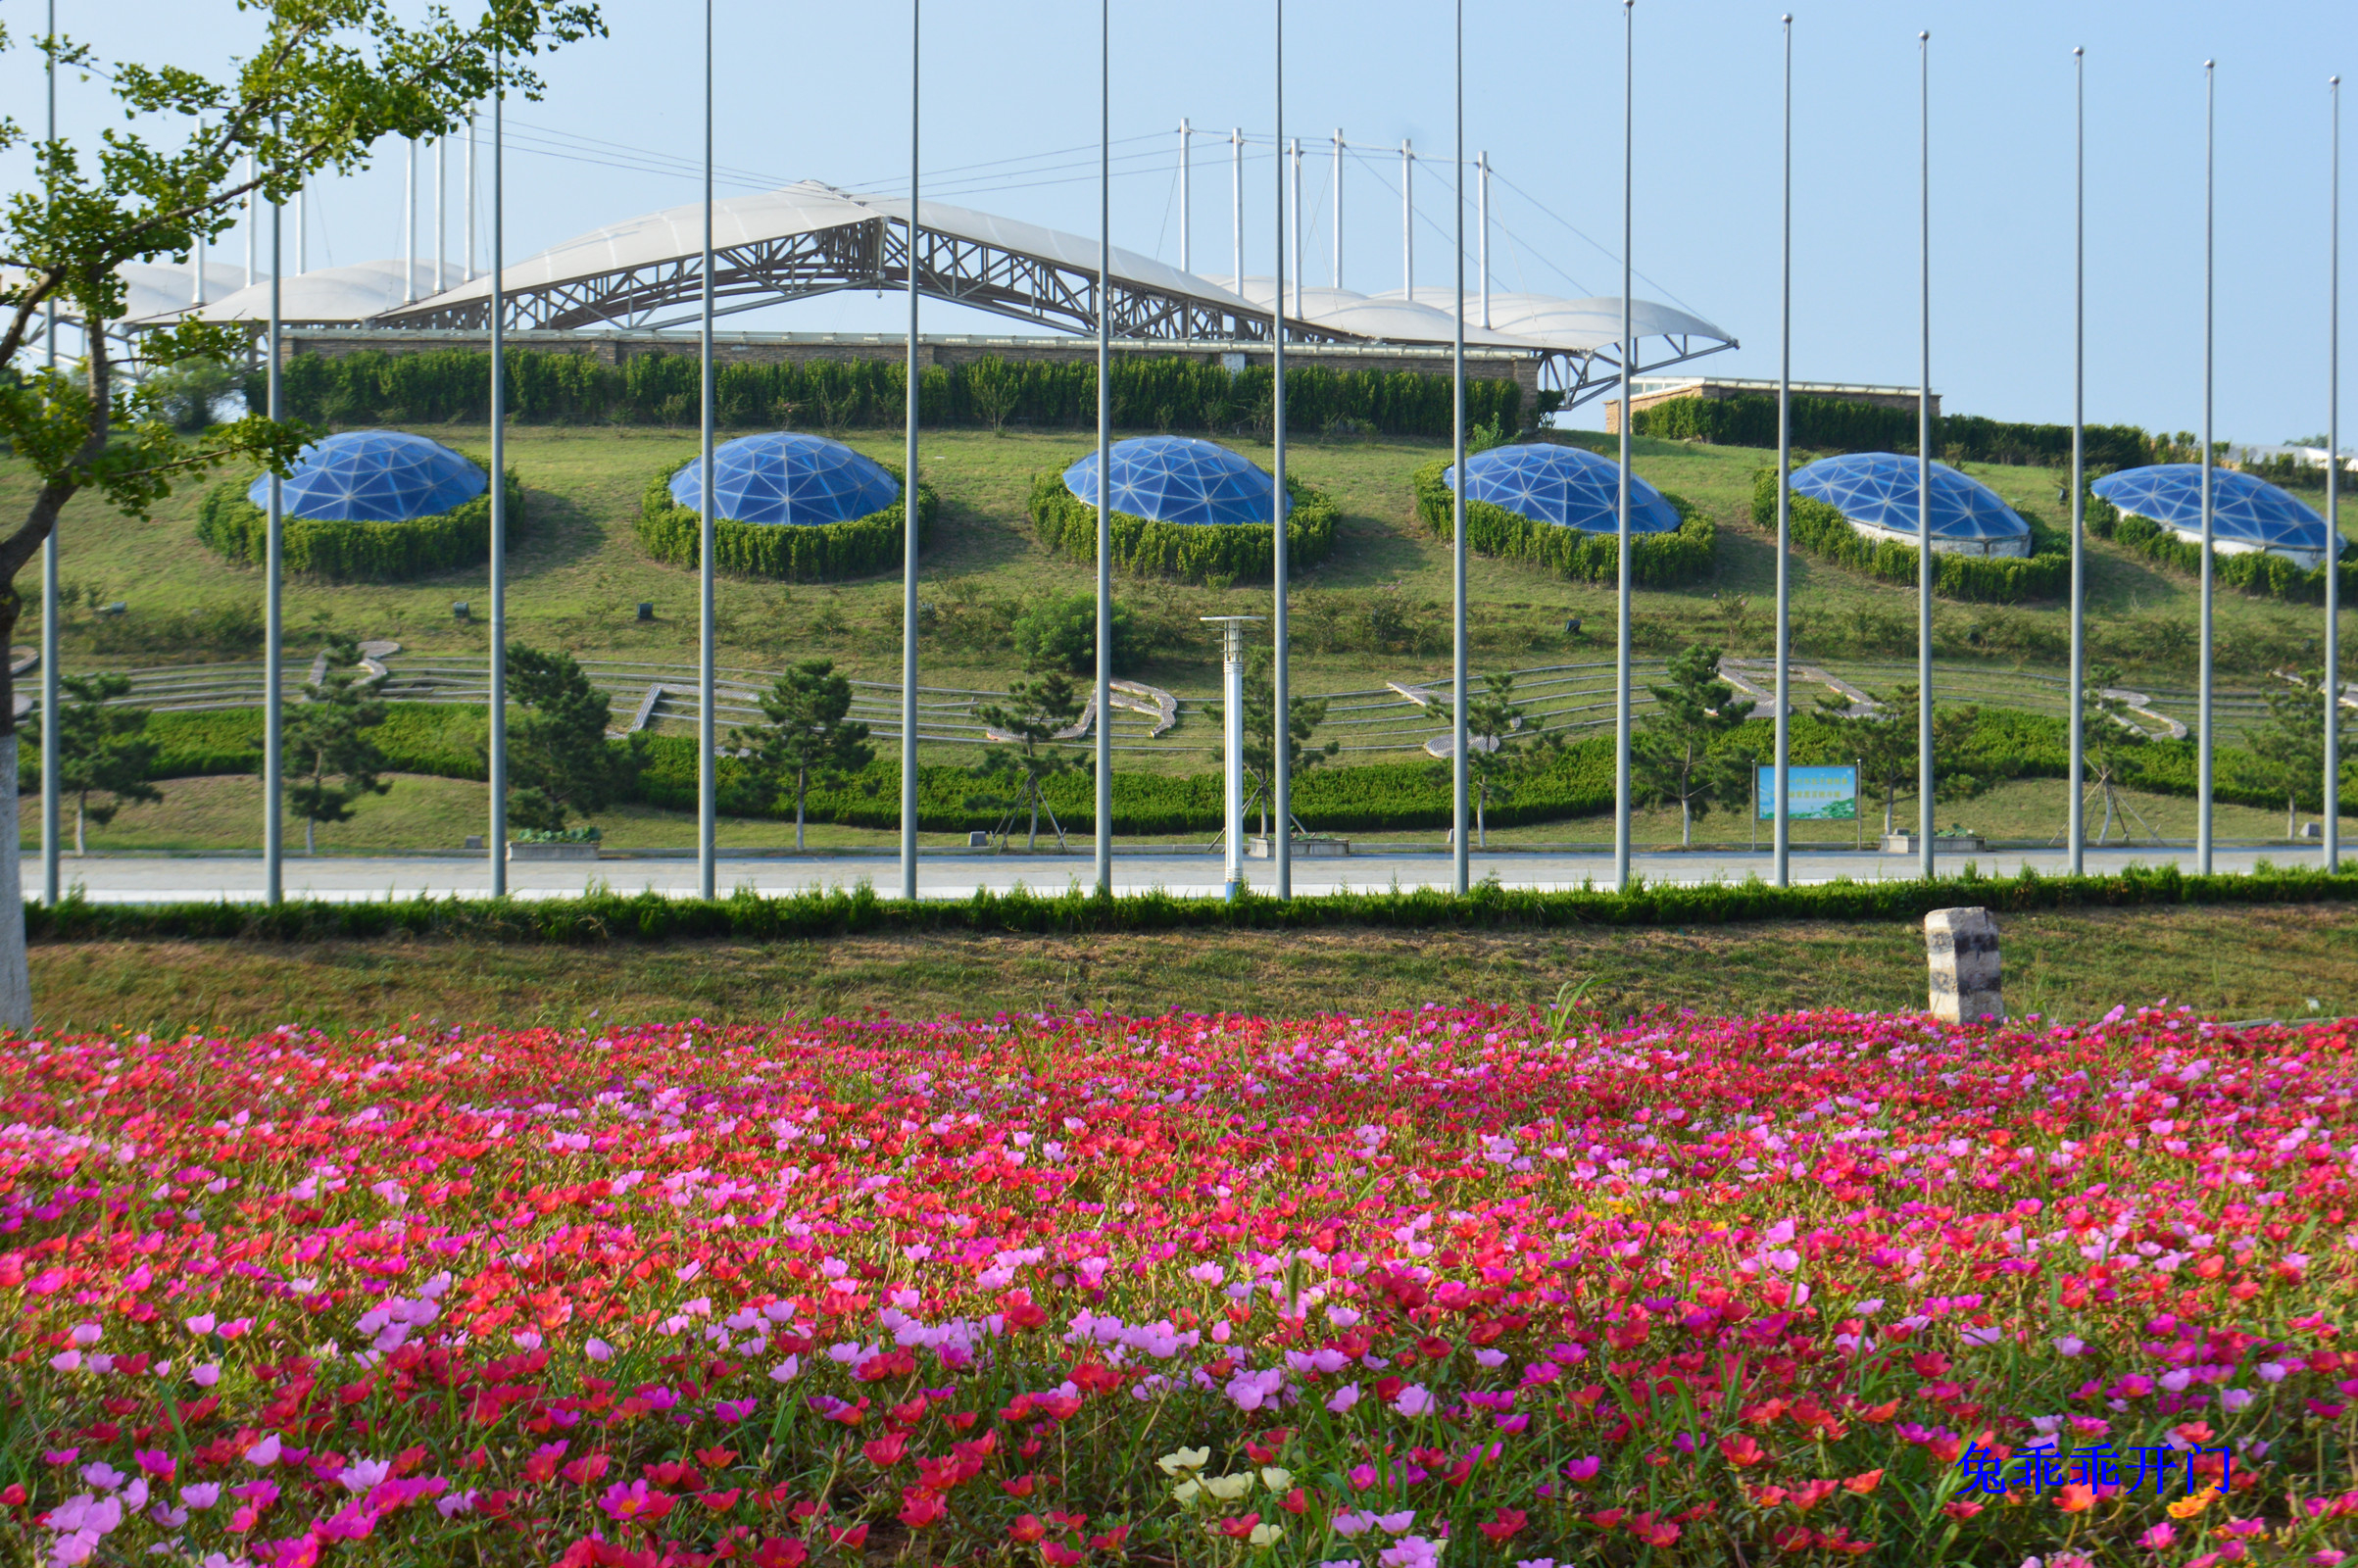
[33,6,2344,906]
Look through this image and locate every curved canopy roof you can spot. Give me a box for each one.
[202,260,468,326]
[1445,442,1681,535]
[2090,465,2338,555]
[1234,279,1542,349]
[250,430,486,521]
[1792,453,2031,542]
[667,432,900,525]
[1062,436,1286,526]
[1398,288,1733,355]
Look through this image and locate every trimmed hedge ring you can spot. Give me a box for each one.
[196,455,523,583]
[636,452,936,581]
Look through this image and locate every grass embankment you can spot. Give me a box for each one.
[25,901,2358,1037]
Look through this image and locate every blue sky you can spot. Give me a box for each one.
[7,0,2355,444]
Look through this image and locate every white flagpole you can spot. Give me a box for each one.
[1274,0,1293,900]
[697,0,716,902]
[1094,0,1112,893]
[1401,138,1413,298]
[245,152,257,287]
[1478,150,1490,330]
[488,49,509,897]
[1232,127,1244,294]
[2198,60,2215,876]
[2329,75,2342,873]
[1291,137,1303,319]
[1917,29,1935,882]
[899,0,922,901]
[41,0,59,908]
[1333,128,1344,290]
[1773,13,1793,887]
[1450,0,1468,895]
[404,137,417,304]
[1179,120,1191,274]
[1613,0,1635,893]
[266,130,283,905]
[2068,47,2088,875]
[436,134,447,289]
[466,112,476,280]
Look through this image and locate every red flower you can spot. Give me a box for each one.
[1843,1470,1884,1495]
[898,1488,946,1529]
[748,1542,808,1568]
[1215,1513,1262,1541]
[861,1433,908,1468]
[697,1490,742,1512]
[1719,1434,1767,1469]
[1008,1514,1049,1544]
[829,1524,867,1550]
[1040,1547,1086,1567]
[1477,1507,1528,1543]
[2055,1484,2096,1514]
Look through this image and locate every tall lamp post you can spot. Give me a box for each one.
[2198,61,2216,876]
[1449,0,1469,895]
[265,126,284,906]
[1771,13,1793,887]
[1612,0,1635,893]
[1093,0,1112,894]
[696,0,716,902]
[898,1,922,902]
[1915,29,1935,882]
[2329,75,2343,873]
[2068,47,2088,876]
[1272,0,1294,899]
[40,0,59,909]
[487,46,509,897]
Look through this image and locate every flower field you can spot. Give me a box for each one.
[4,1005,2356,1567]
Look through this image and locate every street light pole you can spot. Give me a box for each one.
[2328,75,2343,873]
[488,46,508,898]
[1179,120,1191,274]
[1205,617,1262,902]
[265,126,284,906]
[40,0,59,909]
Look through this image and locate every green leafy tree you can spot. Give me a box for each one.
[1204,648,1339,840]
[969,671,1082,852]
[51,672,159,855]
[1814,682,1985,837]
[1632,645,1754,848]
[505,644,641,835]
[0,0,603,1025]
[2249,667,2347,841]
[281,634,388,855]
[732,660,872,852]
[1011,592,1136,675]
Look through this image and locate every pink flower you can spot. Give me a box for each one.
[191,1363,221,1389]
[1389,1384,1435,1418]
[1562,1456,1601,1484]
[1326,1383,1361,1414]
[2138,1524,2177,1550]
[243,1435,281,1467]
[585,1338,614,1363]
[178,1485,221,1511]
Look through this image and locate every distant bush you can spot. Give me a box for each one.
[635,454,935,582]
[2086,489,2358,604]
[196,456,523,582]
[250,348,1525,439]
[1634,391,2157,469]
[1750,467,2070,605]
[1409,458,1716,587]
[1027,470,1337,584]
[1010,593,1140,675]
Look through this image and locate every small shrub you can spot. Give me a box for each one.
[1011,593,1140,675]
[1027,470,1337,584]
[196,457,524,583]
[1410,459,1716,587]
[636,453,937,582]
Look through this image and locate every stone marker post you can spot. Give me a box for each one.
[1925,906,2003,1023]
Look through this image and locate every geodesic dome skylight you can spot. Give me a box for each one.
[2090,465,2339,558]
[1061,436,1287,526]
[1790,452,2031,543]
[1443,442,1681,535]
[667,432,901,525]
[248,430,486,521]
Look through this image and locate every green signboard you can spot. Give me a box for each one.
[1756,764,1859,822]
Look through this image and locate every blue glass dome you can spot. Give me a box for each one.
[1792,452,2030,543]
[667,432,900,525]
[249,430,487,521]
[2090,465,2339,558]
[1443,442,1682,535]
[1061,436,1288,525]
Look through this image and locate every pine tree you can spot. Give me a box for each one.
[52,673,160,856]
[1458,671,1561,849]
[733,660,872,852]
[281,634,389,856]
[1204,648,1339,841]
[971,672,1083,851]
[505,645,642,835]
[1632,645,1753,847]
[2248,667,2346,841]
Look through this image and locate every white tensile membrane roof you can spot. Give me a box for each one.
[200,260,468,326]
[1231,278,1542,349]
[401,179,1258,319]
[4,262,268,330]
[1393,286,1733,354]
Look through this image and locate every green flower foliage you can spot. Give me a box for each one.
[2086,489,2358,604]
[1026,470,1337,584]
[1749,467,2071,605]
[253,349,1527,438]
[194,457,524,582]
[635,455,935,582]
[1409,458,1717,586]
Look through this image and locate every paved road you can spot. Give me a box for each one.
[21,842,2333,903]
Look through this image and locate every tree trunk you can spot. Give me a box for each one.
[1885,781,1894,837]
[796,769,808,853]
[0,734,28,1031]
[2288,794,2297,843]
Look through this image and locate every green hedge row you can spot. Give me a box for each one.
[635,455,936,582]
[249,349,1527,440]
[1024,469,1337,584]
[1409,459,1717,587]
[31,696,2345,835]
[194,459,524,583]
[1749,467,2071,605]
[1632,392,2158,470]
[2086,491,2358,605]
[23,862,2358,945]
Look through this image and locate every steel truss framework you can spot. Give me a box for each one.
[1543,333,1735,410]
[378,214,1320,344]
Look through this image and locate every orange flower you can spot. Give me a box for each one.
[2054,1484,2095,1514]
[2167,1490,2217,1520]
